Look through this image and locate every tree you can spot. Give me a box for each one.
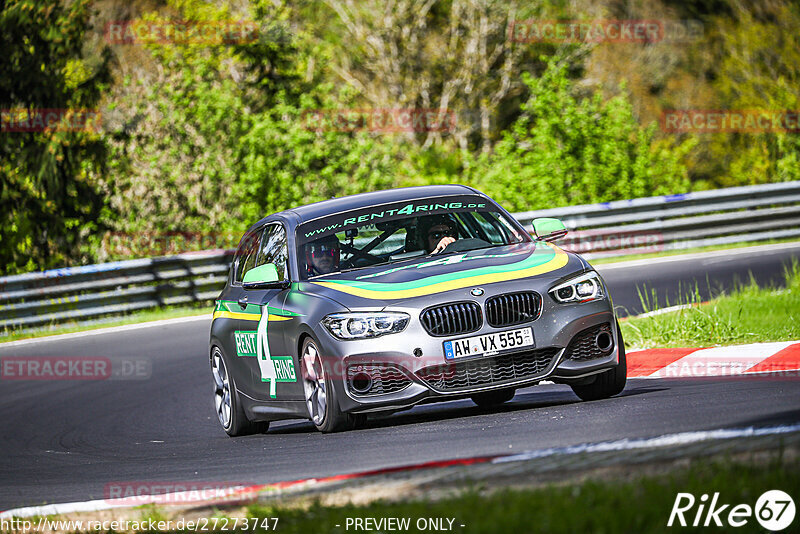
[705,3,800,186]
[315,0,557,153]
[474,58,693,211]
[103,0,404,255]
[0,0,112,274]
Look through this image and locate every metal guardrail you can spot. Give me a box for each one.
[514,181,800,257]
[0,252,232,331]
[1,181,799,332]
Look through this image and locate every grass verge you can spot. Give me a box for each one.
[621,260,800,348]
[10,450,796,533]
[241,455,797,534]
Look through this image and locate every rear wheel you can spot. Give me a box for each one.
[300,337,360,433]
[570,322,627,401]
[211,346,269,437]
[471,387,515,407]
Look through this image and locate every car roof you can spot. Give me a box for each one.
[253,184,485,229]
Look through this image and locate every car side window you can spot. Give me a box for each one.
[256,224,288,280]
[233,230,262,284]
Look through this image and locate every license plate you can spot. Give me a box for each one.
[443,327,534,360]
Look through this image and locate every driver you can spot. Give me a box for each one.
[305,235,340,275]
[419,215,458,254]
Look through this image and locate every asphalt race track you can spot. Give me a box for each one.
[598,242,800,317]
[1,243,799,510]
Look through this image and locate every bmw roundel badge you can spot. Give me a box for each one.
[470,288,484,296]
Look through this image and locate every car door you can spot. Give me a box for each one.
[246,223,304,401]
[217,227,264,400]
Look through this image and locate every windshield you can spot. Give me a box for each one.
[296,195,529,279]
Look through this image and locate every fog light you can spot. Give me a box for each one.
[350,371,372,394]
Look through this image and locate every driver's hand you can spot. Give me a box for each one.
[432,237,456,254]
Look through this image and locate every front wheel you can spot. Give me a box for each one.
[300,337,360,433]
[570,322,627,401]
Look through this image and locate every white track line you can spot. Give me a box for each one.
[0,484,257,519]
[631,303,701,319]
[596,241,800,271]
[0,315,210,348]
[493,422,800,464]
[4,423,799,519]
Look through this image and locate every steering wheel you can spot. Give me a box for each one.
[441,238,492,254]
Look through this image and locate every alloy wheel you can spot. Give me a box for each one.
[211,349,232,429]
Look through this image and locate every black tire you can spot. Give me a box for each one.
[570,322,627,401]
[300,337,359,433]
[211,346,269,437]
[470,387,515,407]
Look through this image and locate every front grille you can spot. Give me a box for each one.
[564,323,614,361]
[346,364,412,396]
[420,301,482,337]
[416,348,560,392]
[485,291,542,327]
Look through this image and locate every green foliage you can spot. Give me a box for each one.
[692,3,800,188]
[621,260,800,349]
[237,97,401,223]
[473,58,693,211]
[102,0,405,255]
[105,39,250,242]
[0,0,111,274]
[4,0,800,273]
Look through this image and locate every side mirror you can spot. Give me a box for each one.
[532,218,568,242]
[242,263,290,290]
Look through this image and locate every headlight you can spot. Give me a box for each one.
[322,312,410,340]
[550,272,604,303]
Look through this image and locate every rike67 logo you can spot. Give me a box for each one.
[668,490,795,531]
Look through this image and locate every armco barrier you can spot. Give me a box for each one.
[0,251,232,331]
[515,181,800,257]
[1,182,799,332]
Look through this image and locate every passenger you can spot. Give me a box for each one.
[305,235,340,275]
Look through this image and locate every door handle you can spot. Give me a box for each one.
[237,296,248,310]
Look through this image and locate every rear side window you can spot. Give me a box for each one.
[233,230,262,283]
[256,224,288,280]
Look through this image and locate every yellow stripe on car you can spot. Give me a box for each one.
[311,246,569,299]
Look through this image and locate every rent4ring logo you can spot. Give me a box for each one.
[668,490,796,531]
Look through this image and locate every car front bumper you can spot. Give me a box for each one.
[311,280,621,414]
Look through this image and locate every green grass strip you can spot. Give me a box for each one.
[621,259,800,348]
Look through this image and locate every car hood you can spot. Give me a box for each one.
[296,241,581,307]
